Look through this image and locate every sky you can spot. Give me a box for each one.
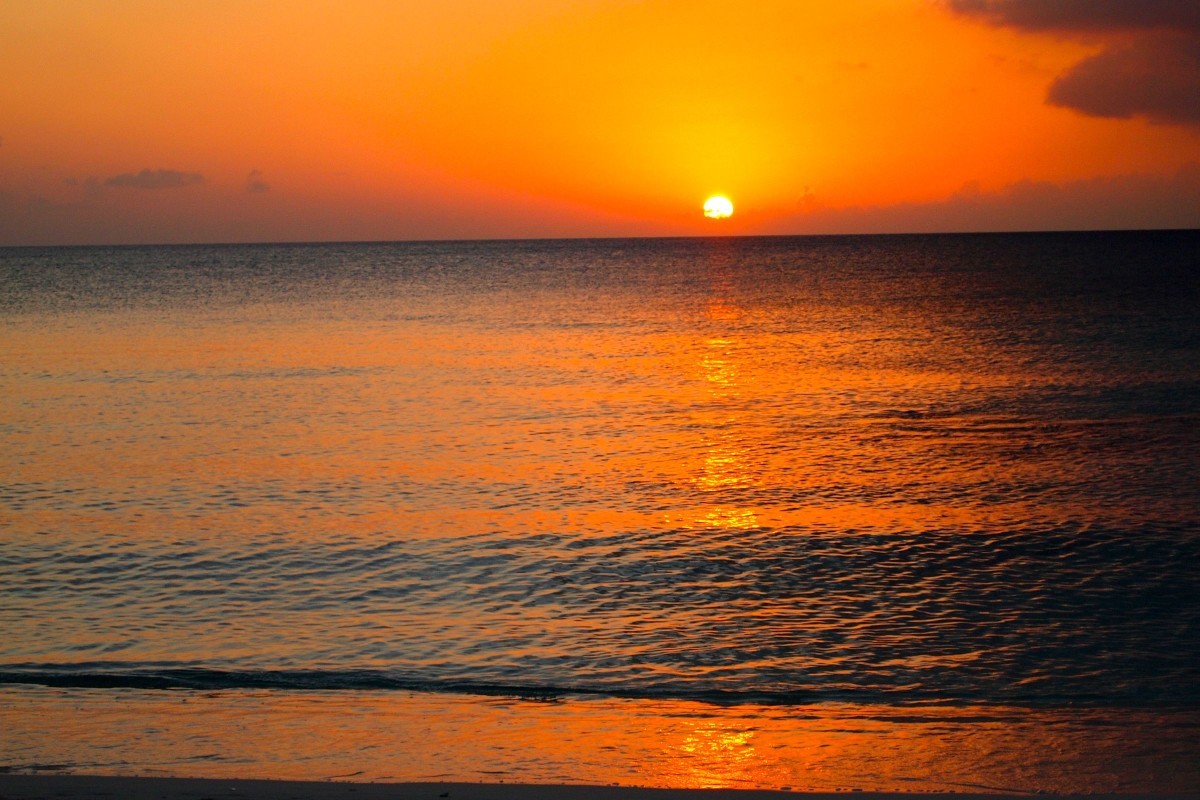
[1,0,1198,245]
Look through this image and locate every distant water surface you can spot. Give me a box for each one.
[1,233,1198,790]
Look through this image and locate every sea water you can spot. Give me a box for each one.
[2,233,1198,792]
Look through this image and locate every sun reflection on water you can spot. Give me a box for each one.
[675,722,766,789]
[679,287,761,530]
[700,336,739,395]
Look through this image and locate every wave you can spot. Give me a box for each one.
[1,665,1191,709]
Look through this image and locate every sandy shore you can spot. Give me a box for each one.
[0,775,1188,800]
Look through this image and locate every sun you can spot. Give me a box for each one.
[703,195,734,219]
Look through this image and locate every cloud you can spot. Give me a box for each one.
[105,168,204,189]
[947,1,1200,33]
[245,169,269,193]
[948,0,1200,127]
[1048,34,1200,124]
[777,164,1200,234]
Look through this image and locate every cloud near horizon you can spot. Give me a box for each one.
[105,168,204,190]
[783,164,1200,234]
[949,0,1200,127]
[245,169,269,193]
[4,164,1197,246]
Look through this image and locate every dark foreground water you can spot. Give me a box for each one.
[2,232,1198,792]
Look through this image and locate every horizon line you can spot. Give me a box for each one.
[2,226,1197,251]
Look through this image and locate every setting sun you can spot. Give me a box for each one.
[704,196,734,220]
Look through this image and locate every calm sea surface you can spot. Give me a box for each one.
[2,233,1198,792]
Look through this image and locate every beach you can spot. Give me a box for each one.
[3,776,1189,800]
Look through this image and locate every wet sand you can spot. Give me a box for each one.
[0,775,1182,800]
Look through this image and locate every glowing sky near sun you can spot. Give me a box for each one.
[0,0,1196,245]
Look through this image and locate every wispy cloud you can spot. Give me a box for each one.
[949,0,1200,127]
[105,168,204,189]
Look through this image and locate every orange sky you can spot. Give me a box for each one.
[1,0,1197,244]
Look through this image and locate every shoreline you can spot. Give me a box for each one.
[4,686,1198,797]
[2,775,1190,800]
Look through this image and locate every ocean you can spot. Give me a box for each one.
[2,232,1198,793]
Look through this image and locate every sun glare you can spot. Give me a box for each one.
[703,196,734,219]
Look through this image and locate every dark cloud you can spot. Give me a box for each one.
[947,1,1200,33]
[949,0,1200,127]
[1048,34,1200,124]
[245,169,269,193]
[105,168,204,189]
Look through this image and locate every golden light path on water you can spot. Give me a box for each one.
[1,686,1194,794]
[689,294,759,530]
